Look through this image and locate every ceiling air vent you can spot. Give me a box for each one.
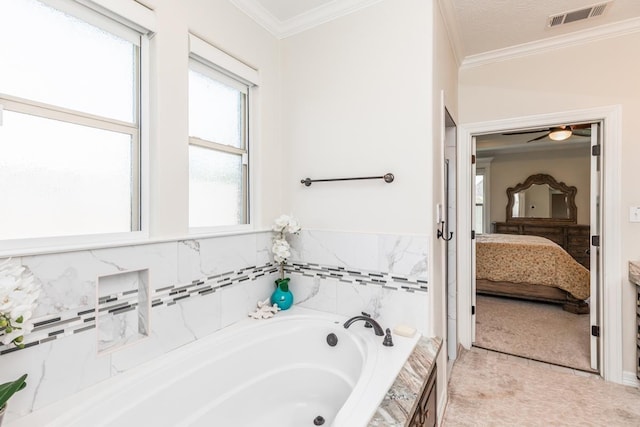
[548,1,611,28]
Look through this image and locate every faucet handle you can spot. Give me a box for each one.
[383,328,394,347]
[361,312,373,328]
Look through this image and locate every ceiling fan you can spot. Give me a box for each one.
[503,124,592,143]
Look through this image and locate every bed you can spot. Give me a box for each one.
[476,233,590,314]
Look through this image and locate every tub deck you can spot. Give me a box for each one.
[368,336,442,426]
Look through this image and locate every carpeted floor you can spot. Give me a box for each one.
[475,295,592,371]
[443,347,640,426]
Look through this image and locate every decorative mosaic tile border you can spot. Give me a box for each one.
[0,263,278,355]
[285,262,429,293]
[0,261,426,355]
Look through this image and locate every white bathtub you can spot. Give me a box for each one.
[9,307,420,427]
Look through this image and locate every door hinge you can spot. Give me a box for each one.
[591,325,600,337]
[471,230,476,240]
[592,144,601,156]
[471,154,476,164]
[592,235,600,247]
[472,305,476,315]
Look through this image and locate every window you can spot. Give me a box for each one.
[188,36,257,230]
[475,158,492,234]
[475,173,485,234]
[0,0,144,242]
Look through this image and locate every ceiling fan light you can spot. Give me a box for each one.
[549,128,572,141]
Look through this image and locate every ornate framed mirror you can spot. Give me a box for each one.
[505,173,577,224]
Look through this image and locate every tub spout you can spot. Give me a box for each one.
[343,315,384,336]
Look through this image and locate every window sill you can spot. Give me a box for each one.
[0,227,271,259]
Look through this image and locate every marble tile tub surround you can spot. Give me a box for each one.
[0,232,275,423]
[286,230,432,335]
[289,230,429,280]
[0,229,430,423]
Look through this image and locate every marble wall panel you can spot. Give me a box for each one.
[22,242,178,318]
[289,230,380,272]
[288,275,338,313]
[1,228,432,425]
[1,331,111,423]
[177,234,259,283]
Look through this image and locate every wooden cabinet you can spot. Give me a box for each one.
[492,222,590,270]
[636,286,640,380]
[409,363,437,427]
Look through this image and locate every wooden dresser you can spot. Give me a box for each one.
[492,222,590,270]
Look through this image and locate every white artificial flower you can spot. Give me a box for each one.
[0,258,40,346]
[286,218,301,234]
[272,239,291,264]
[273,214,291,231]
[10,304,33,323]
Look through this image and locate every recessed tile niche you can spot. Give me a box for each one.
[97,269,150,354]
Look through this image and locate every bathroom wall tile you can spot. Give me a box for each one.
[22,251,102,318]
[289,230,379,272]
[291,275,337,313]
[110,289,223,374]
[335,281,384,319]
[1,330,111,422]
[375,287,431,336]
[109,300,199,374]
[177,234,258,283]
[220,276,275,328]
[23,242,177,318]
[91,243,178,287]
[175,290,222,339]
[336,281,431,335]
[378,234,429,279]
[255,230,274,267]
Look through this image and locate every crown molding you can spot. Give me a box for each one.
[436,0,463,67]
[461,16,640,69]
[229,0,281,35]
[229,0,384,39]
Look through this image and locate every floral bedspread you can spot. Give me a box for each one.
[476,233,590,300]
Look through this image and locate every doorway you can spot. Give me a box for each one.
[471,122,597,372]
[456,106,623,383]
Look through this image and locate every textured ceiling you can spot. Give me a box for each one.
[236,0,640,59]
[448,0,640,58]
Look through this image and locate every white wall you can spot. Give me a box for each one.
[485,148,591,224]
[280,0,434,234]
[460,32,640,375]
[432,0,460,413]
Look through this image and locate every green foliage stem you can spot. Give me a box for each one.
[0,374,27,410]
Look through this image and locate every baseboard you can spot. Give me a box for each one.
[622,371,639,387]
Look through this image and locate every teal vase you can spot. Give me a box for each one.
[271,278,293,310]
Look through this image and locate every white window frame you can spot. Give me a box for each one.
[188,34,259,235]
[0,0,155,256]
[476,157,493,234]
